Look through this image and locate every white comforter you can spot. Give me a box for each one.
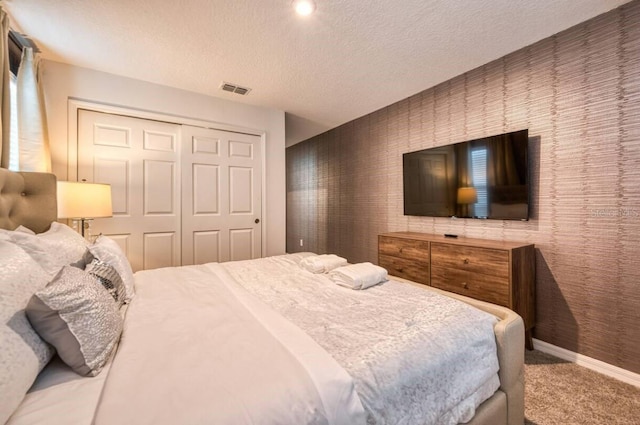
[93,264,365,425]
[15,254,499,425]
[221,254,500,425]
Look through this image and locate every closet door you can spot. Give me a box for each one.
[77,109,181,272]
[181,126,262,265]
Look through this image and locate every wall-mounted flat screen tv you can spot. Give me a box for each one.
[403,129,529,220]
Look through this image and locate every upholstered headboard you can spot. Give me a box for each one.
[0,168,57,233]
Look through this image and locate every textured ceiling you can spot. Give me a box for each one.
[4,0,631,146]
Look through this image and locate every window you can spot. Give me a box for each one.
[8,74,18,170]
[7,30,24,170]
[470,147,488,218]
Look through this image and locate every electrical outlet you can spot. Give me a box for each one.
[299,239,304,247]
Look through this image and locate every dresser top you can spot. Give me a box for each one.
[380,232,534,250]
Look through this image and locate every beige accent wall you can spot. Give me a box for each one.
[286,1,640,373]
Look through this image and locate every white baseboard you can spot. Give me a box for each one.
[532,338,640,388]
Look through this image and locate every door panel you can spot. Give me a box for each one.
[143,160,176,215]
[143,232,176,270]
[108,234,131,257]
[194,231,220,264]
[94,124,130,147]
[193,164,219,214]
[143,130,176,152]
[230,228,254,261]
[94,158,129,214]
[78,109,181,272]
[181,126,262,265]
[193,136,220,154]
[229,167,253,213]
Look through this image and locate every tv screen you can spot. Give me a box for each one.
[403,129,529,220]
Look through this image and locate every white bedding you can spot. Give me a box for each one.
[221,254,500,425]
[7,357,112,425]
[93,263,365,425]
[8,254,500,425]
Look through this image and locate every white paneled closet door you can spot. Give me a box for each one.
[181,126,262,265]
[77,109,262,271]
[78,109,181,272]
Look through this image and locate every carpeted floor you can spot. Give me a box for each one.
[524,350,640,425]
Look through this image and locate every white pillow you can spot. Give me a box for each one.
[2,222,89,278]
[14,225,36,235]
[88,235,135,302]
[26,266,123,377]
[0,240,55,424]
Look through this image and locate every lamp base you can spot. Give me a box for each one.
[75,218,93,240]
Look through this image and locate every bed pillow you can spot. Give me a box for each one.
[88,235,135,302]
[85,258,127,308]
[3,222,89,277]
[14,225,36,235]
[25,266,123,377]
[0,240,55,424]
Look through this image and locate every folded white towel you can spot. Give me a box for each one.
[329,262,388,290]
[300,254,348,274]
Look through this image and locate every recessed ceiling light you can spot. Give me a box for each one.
[292,0,316,17]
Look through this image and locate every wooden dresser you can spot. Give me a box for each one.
[379,232,535,348]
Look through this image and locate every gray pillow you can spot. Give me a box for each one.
[26,266,123,377]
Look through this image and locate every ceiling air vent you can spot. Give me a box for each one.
[220,82,251,96]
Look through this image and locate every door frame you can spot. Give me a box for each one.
[67,99,269,258]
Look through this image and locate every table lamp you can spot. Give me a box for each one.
[57,181,113,237]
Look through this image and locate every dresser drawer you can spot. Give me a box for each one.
[431,266,510,307]
[379,232,535,349]
[379,254,429,285]
[431,243,509,278]
[379,236,430,260]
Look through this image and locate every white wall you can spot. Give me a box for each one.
[42,60,286,256]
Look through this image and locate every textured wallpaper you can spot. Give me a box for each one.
[286,1,640,373]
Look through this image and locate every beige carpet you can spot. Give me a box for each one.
[524,350,640,425]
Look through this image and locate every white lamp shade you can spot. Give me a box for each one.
[457,187,478,204]
[57,181,113,219]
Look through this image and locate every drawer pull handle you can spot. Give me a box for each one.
[462,282,469,289]
[399,248,404,253]
[397,268,404,273]
[463,258,470,265]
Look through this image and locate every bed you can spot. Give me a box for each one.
[0,168,525,425]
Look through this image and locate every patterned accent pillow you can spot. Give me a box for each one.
[0,240,54,424]
[88,235,135,302]
[25,266,123,377]
[85,259,126,308]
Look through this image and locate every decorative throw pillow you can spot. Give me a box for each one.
[88,235,135,302]
[25,266,123,377]
[3,222,89,277]
[0,240,55,424]
[85,258,126,308]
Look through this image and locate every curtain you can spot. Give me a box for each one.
[17,47,50,172]
[0,8,10,169]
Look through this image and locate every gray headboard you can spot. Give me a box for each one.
[0,168,57,233]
